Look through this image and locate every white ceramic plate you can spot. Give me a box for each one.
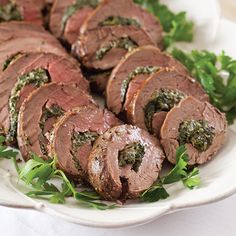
[1,0,236,229]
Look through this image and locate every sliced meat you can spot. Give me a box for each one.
[126,68,209,136]
[81,0,163,47]
[50,0,98,45]
[106,45,189,115]
[0,0,44,24]
[88,124,165,201]
[0,52,88,145]
[72,25,155,70]
[18,83,95,161]
[49,105,121,181]
[0,37,68,71]
[0,21,53,44]
[160,96,227,165]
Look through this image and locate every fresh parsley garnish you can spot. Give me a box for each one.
[0,136,115,210]
[134,0,194,48]
[172,48,236,124]
[141,145,201,202]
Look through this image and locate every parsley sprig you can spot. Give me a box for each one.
[134,0,194,48]
[0,136,115,210]
[172,48,236,124]
[141,145,201,202]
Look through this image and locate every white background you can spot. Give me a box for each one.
[1,0,236,235]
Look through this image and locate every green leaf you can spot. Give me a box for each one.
[141,184,169,202]
[183,168,201,189]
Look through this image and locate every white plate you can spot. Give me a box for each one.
[1,0,236,229]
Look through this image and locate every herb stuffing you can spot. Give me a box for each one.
[0,2,22,22]
[39,104,65,156]
[2,53,23,71]
[144,88,186,133]
[121,66,159,105]
[99,16,140,28]
[7,68,50,144]
[178,120,215,152]
[118,142,145,172]
[71,131,98,170]
[96,37,138,60]
[61,0,98,33]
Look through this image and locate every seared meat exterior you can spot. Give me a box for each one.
[50,0,98,45]
[81,0,163,47]
[72,25,155,70]
[126,68,209,136]
[106,45,189,115]
[49,105,121,181]
[161,96,227,165]
[17,83,95,160]
[0,53,88,145]
[88,124,165,200]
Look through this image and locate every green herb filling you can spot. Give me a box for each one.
[7,68,50,144]
[0,2,22,22]
[3,53,23,71]
[121,66,159,105]
[71,131,98,169]
[144,88,185,133]
[118,142,145,172]
[178,120,215,152]
[61,0,98,33]
[39,104,65,155]
[99,16,140,28]
[96,37,138,60]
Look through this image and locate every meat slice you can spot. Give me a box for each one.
[0,21,54,44]
[106,45,189,115]
[126,68,209,136]
[49,105,121,181]
[0,53,88,145]
[49,0,98,45]
[81,0,163,47]
[88,124,165,201]
[72,25,155,70]
[17,83,95,161]
[0,37,68,71]
[0,0,44,24]
[160,96,227,165]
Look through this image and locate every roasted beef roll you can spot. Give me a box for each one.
[88,124,165,201]
[17,83,95,160]
[0,53,88,144]
[160,96,227,165]
[49,105,121,181]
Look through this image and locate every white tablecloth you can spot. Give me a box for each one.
[1,1,236,235]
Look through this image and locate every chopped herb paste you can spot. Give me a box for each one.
[96,37,138,60]
[99,16,140,28]
[61,0,98,33]
[71,131,98,169]
[0,2,22,22]
[120,66,159,105]
[144,88,185,133]
[3,53,23,71]
[178,120,215,152]
[39,104,65,155]
[7,68,50,144]
[118,142,145,172]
